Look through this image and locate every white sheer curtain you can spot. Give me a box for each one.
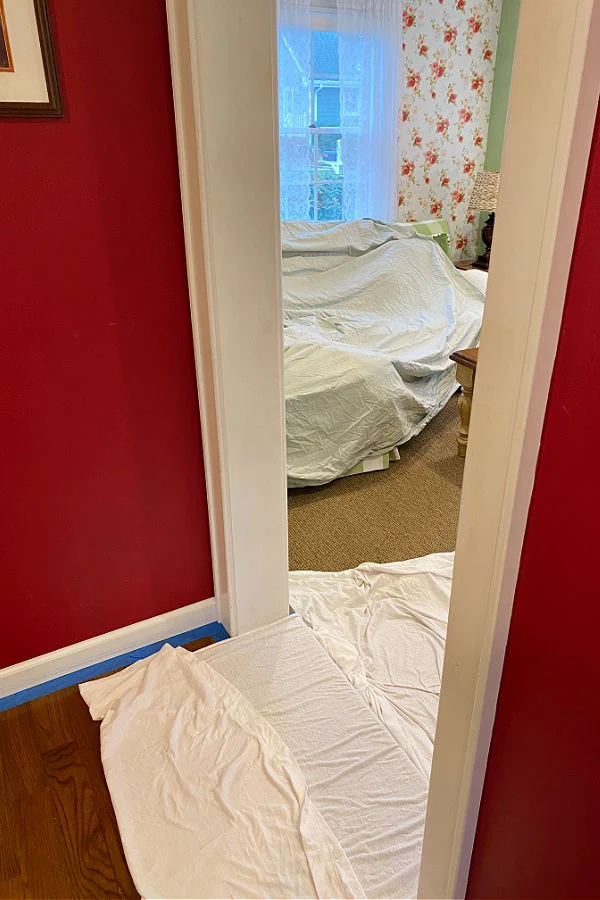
[337,0,402,222]
[278,0,312,220]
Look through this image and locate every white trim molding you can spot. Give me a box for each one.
[166,0,290,637]
[165,2,229,630]
[0,598,216,700]
[419,2,600,897]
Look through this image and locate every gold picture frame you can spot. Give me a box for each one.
[0,0,62,117]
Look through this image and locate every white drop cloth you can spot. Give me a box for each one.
[282,220,485,486]
[82,615,431,899]
[289,553,454,777]
[201,616,429,899]
[80,642,365,900]
[459,267,488,294]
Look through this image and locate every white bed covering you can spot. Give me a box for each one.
[289,553,453,777]
[460,267,488,294]
[82,615,431,899]
[283,220,485,487]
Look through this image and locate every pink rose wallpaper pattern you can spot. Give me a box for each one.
[397,0,502,259]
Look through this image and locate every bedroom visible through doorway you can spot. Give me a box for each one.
[281,0,518,573]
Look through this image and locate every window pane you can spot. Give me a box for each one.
[314,85,340,127]
[317,181,343,221]
[313,30,339,77]
[316,132,342,180]
[279,27,345,223]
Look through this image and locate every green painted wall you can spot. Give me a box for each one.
[477,0,520,255]
[485,0,521,170]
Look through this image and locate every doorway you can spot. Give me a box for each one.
[166,0,600,894]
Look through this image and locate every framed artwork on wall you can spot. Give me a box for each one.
[0,0,61,117]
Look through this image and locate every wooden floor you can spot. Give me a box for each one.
[0,636,215,899]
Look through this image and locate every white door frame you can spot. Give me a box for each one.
[165,1,600,896]
[165,0,289,637]
[420,2,600,896]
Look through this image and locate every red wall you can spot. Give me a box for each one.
[1,0,213,668]
[467,107,600,898]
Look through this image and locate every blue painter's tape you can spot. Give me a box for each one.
[0,620,230,713]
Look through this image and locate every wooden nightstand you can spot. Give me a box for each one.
[449,347,478,457]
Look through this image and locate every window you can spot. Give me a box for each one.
[278,1,401,224]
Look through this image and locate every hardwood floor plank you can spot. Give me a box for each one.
[0,797,21,884]
[181,635,217,654]
[13,784,79,899]
[0,874,28,900]
[0,705,45,803]
[62,690,139,898]
[28,690,75,754]
[41,741,122,898]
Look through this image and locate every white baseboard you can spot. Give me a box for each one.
[0,597,217,700]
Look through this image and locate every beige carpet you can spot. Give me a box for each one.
[288,395,464,571]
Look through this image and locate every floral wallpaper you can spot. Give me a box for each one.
[396,0,502,259]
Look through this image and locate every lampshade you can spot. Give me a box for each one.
[469,171,501,212]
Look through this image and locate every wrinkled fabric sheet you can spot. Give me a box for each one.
[202,615,430,899]
[289,553,454,778]
[80,643,365,900]
[460,267,488,294]
[282,220,485,486]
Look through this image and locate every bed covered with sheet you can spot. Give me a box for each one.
[283,220,485,486]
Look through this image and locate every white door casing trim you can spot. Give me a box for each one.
[165,0,600,897]
[420,2,600,896]
[165,3,230,630]
[165,0,290,637]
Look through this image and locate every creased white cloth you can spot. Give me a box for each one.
[459,267,489,294]
[289,553,454,777]
[80,643,365,900]
[282,220,485,486]
[200,615,430,900]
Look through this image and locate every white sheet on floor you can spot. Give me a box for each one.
[282,220,485,486]
[289,553,454,777]
[201,616,430,899]
[80,642,365,900]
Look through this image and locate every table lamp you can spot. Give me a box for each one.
[469,170,500,270]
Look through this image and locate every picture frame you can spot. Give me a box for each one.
[0,0,62,117]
